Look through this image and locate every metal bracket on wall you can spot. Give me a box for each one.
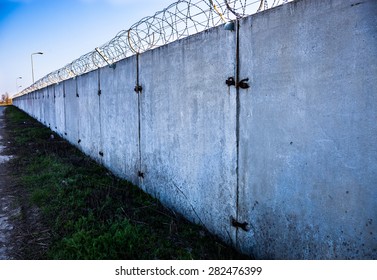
[226,77,236,86]
[226,77,250,89]
[134,85,143,94]
[231,217,250,232]
[238,78,250,89]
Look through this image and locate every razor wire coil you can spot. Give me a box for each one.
[17,0,291,97]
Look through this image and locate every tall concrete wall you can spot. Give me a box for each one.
[13,0,377,259]
[77,71,101,160]
[237,0,377,259]
[99,56,140,185]
[139,27,238,242]
[64,78,79,145]
[54,83,65,136]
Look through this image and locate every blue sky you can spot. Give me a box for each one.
[0,0,174,96]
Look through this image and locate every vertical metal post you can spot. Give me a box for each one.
[31,52,43,84]
[31,55,35,84]
[16,77,22,94]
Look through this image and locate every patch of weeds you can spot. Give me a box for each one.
[5,106,248,259]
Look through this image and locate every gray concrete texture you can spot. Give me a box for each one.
[13,0,377,259]
[99,56,140,185]
[139,26,238,243]
[77,71,102,161]
[237,0,377,259]
[64,78,80,146]
[54,83,65,136]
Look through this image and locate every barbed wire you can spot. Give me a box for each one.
[15,0,291,97]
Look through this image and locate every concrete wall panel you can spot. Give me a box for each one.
[40,87,47,125]
[99,56,140,185]
[237,0,377,259]
[77,70,101,162]
[139,27,238,243]
[46,86,56,130]
[64,78,79,146]
[54,83,65,136]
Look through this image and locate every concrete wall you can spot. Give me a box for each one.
[237,0,377,259]
[13,0,377,259]
[54,82,65,136]
[139,27,238,242]
[64,78,79,146]
[99,56,140,185]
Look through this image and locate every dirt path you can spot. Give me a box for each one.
[0,106,18,260]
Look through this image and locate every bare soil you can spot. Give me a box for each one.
[0,106,17,259]
[0,106,50,259]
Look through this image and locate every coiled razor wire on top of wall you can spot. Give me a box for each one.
[16,0,291,97]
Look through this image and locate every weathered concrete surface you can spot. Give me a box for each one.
[54,83,65,136]
[42,87,49,127]
[64,78,80,146]
[139,27,238,243]
[237,0,377,259]
[38,88,47,124]
[12,0,377,259]
[99,57,140,185]
[77,71,101,162]
[46,86,56,131]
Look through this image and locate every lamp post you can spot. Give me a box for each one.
[31,52,43,83]
[16,76,22,93]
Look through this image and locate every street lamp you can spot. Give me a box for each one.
[31,52,43,83]
[16,76,22,93]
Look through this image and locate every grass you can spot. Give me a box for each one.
[5,106,247,260]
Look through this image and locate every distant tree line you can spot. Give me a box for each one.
[0,93,12,105]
